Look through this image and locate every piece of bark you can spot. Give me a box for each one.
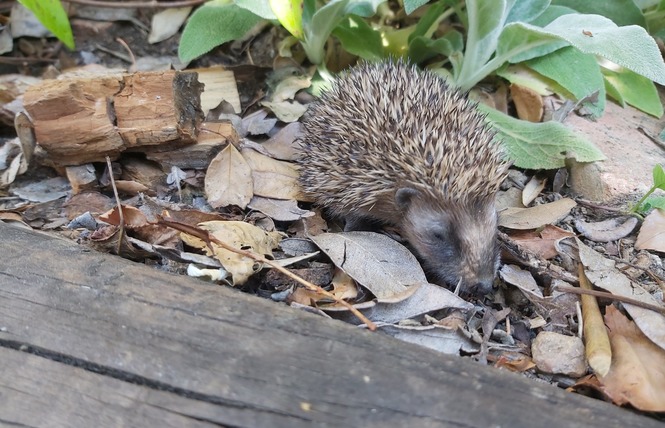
[22,71,204,166]
[146,121,239,170]
[116,71,203,148]
[23,74,125,164]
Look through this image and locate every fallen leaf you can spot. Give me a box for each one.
[310,231,424,302]
[181,220,282,285]
[511,83,543,122]
[570,238,665,351]
[241,147,301,200]
[247,196,314,222]
[205,144,253,209]
[635,208,665,252]
[507,224,575,259]
[499,198,577,229]
[600,306,665,411]
[522,175,546,206]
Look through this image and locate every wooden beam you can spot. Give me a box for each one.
[0,223,658,427]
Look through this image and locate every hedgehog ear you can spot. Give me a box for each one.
[395,187,420,212]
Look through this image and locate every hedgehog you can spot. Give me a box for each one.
[297,60,510,296]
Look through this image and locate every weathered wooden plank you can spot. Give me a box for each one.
[0,347,219,427]
[0,223,658,427]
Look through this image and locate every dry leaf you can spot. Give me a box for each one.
[600,306,665,411]
[522,175,546,206]
[510,83,543,122]
[241,147,301,200]
[499,198,577,229]
[508,224,575,259]
[572,238,665,350]
[310,231,424,302]
[181,220,282,285]
[635,208,665,252]
[205,144,253,209]
[579,264,612,377]
[247,196,314,222]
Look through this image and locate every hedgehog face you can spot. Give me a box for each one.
[396,188,500,296]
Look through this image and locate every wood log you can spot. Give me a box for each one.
[22,70,204,166]
[0,222,660,428]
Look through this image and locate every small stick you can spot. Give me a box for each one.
[554,284,665,316]
[159,217,377,330]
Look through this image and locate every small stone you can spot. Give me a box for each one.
[532,331,587,377]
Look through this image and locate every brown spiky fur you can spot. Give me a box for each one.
[298,60,510,295]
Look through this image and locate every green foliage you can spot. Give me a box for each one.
[18,0,74,49]
[631,164,665,214]
[178,1,263,63]
[478,104,605,170]
[179,0,385,67]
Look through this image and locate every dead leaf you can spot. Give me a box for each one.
[600,306,665,411]
[571,238,665,350]
[205,144,253,209]
[241,147,301,200]
[378,324,480,355]
[310,231,424,302]
[148,7,192,44]
[522,175,546,206]
[507,224,575,259]
[499,198,577,229]
[181,220,282,285]
[247,196,313,222]
[510,83,543,122]
[261,100,307,123]
[635,208,665,252]
[261,122,302,161]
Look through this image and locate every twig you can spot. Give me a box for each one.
[159,217,378,330]
[574,198,626,213]
[554,284,665,316]
[66,0,206,8]
[105,156,126,254]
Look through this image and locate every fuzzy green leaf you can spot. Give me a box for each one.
[602,67,664,117]
[507,15,665,85]
[303,0,384,64]
[653,164,665,189]
[551,0,646,27]
[333,15,384,61]
[269,0,303,39]
[506,0,550,24]
[526,46,606,117]
[478,104,606,169]
[18,0,74,49]
[178,1,262,63]
[235,0,276,19]
[643,196,665,211]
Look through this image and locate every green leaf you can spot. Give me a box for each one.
[269,0,304,39]
[408,0,447,42]
[178,2,262,63]
[542,14,665,84]
[18,0,74,49]
[643,196,665,211]
[551,0,646,27]
[460,0,511,78]
[530,5,577,26]
[506,0,550,24]
[333,15,384,61]
[404,0,431,15]
[602,66,664,117]
[235,0,276,19]
[408,30,463,65]
[653,164,665,189]
[302,0,384,65]
[478,104,606,169]
[526,46,606,117]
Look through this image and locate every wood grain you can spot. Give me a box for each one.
[0,223,658,427]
